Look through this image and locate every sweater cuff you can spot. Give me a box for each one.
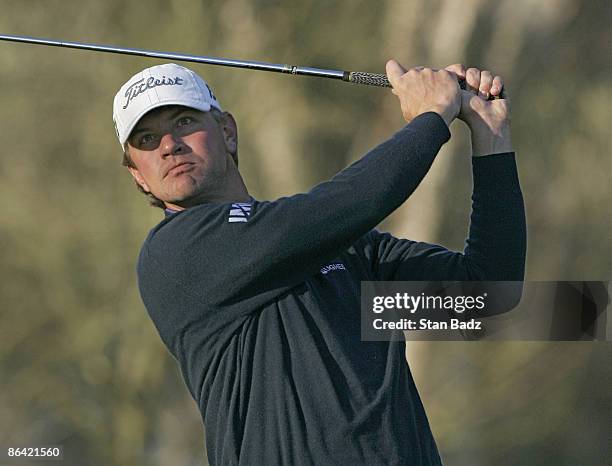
[399,112,451,145]
[472,152,521,193]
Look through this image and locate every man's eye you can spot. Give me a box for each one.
[140,134,157,145]
[177,117,193,127]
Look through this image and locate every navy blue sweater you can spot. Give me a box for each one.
[136,112,526,465]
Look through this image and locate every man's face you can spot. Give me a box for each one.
[126,105,238,208]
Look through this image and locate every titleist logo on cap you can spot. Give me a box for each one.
[123,75,184,109]
[113,63,222,146]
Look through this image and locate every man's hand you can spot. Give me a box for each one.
[445,64,513,157]
[386,60,461,127]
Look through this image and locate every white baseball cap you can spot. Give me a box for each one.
[112,63,222,146]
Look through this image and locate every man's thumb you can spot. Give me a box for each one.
[386,59,406,88]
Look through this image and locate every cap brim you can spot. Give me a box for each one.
[119,100,214,145]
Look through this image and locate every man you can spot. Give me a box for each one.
[113,60,525,464]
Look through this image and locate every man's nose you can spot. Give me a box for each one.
[160,132,186,157]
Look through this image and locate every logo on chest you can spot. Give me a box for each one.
[320,262,347,275]
[228,203,252,223]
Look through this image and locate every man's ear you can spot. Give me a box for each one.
[220,112,238,155]
[127,166,151,192]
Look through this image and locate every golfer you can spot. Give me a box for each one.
[112,60,526,465]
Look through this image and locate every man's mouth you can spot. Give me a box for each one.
[165,162,194,177]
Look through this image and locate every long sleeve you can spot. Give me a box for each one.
[363,152,526,281]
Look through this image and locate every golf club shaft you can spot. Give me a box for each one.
[0,33,487,95]
[0,33,391,87]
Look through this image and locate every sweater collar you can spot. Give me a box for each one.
[164,197,255,218]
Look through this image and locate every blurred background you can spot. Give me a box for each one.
[0,0,610,464]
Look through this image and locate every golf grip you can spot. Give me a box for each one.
[347,71,501,100]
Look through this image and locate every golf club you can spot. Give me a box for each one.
[0,33,480,93]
